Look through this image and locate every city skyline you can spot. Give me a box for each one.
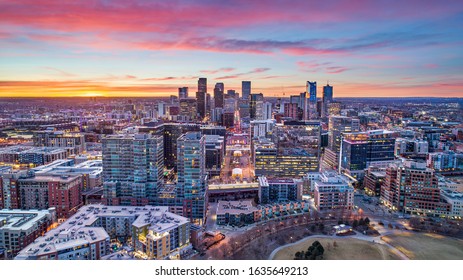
[1,1,463,98]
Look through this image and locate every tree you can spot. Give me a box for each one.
[359,218,365,226]
[310,247,319,260]
[352,219,359,228]
[364,217,370,225]
[317,244,325,256]
[319,223,325,231]
[295,251,303,260]
[333,241,338,248]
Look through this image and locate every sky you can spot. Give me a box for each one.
[1,0,463,98]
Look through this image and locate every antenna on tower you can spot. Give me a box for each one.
[327,80,330,85]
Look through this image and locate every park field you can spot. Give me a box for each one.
[381,232,463,260]
[272,237,401,260]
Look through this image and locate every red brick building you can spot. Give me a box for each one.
[17,174,83,221]
[380,160,451,216]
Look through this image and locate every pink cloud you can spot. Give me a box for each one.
[297,61,349,74]
[200,67,235,74]
[424,63,439,69]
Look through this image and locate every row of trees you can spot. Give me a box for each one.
[294,241,325,260]
[337,217,370,228]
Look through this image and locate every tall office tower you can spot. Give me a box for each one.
[323,116,360,171]
[102,134,164,206]
[328,116,359,153]
[161,123,201,170]
[340,132,369,179]
[238,99,250,118]
[196,91,207,119]
[307,81,317,119]
[250,93,264,120]
[380,160,450,217]
[223,96,237,113]
[211,107,224,124]
[214,83,224,109]
[316,100,323,118]
[242,81,251,100]
[170,95,178,105]
[198,78,207,93]
[206,93,212,115]
[340,130,398,179]
[178,87,188,99]
[262,102,273,120]
[299,92,308,120]
[253,121,321,177]
[222,112,235,128]
[322,84,334,118]
[179,98,197,121]
[226,89,237,99]
[176,132,207,225]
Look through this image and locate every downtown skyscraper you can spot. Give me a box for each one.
[307,81,317,119]
[322,84,334,118]
[197,77,207,93]
[214,82,224,109]
[242,81,251,100]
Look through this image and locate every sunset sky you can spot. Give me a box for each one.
[1,0,463,98]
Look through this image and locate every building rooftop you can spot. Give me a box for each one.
[0,208,55,232]
[15,204,189,259]
[370,171,386,178]
[441,189,463,200]
[33,160,102,178]
[217,200,259,215]
[18,174,81,183]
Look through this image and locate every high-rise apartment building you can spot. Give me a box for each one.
[196,91,206,119]
[176,132,207,225]
[102,134,164,206]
